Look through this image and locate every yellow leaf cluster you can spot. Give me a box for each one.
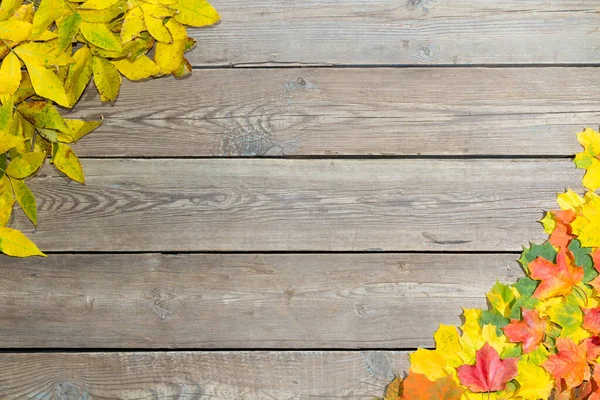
[0,0,219,257]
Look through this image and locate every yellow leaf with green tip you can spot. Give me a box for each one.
[52,142,84,183]
[56,12,82,54]
[0,227,45,257]
[0,52,22,95]
[113,55,160,80]
[80,21,122,52]
[486,281,515,318]
[174,0,220,27]
[92,56,121,102]
[9,177,36,225]
[6,152,46,179]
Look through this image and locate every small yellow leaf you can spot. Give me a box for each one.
[6,152,46,179]
[0,0,23,22]
[144,15,172,43]
[0,134,25,153]
[59,118,102,143]
[0,19,32,42]
[9,177,36,226]
[80,21,122,51]
[0,52,22,95]
[64,45,93,105]
[120,7,145,44]
[52,142,84,183]
[92,56,121,101]
[0,227,45,257]
[22,63,71,107]
[112,55,160,80]
[174,0,220,27]
[31,0,66,38]
[0,176,14,226]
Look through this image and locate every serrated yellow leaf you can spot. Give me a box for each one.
[0,0,23,22]
[79,0,120,10]
[64,45,92,105]
[0,227,45,257]
[9,177,36,225]
[52,142,84,183]
[112,54,160,80]
[0,19,32,42]
[120,7,145,44]
[557,189,585,211]
[6,152,46,179]
[31,0,66,38]
[80,21,122,51]
[174,0,219,27]
[92,55,121,101]
[514,359,553,399]
[0,52,22,95]
[409,348,448,381]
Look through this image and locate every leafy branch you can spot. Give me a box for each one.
[0,0,220,257]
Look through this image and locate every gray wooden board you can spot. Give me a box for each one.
[1,253,522,348]
[68,68,600,157]
[0,351,409,399]
[185,0,600,66]
[10,159,581,252]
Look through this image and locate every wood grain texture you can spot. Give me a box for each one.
[69,68,600,157]
[11,159,581,252]
[0,351,409,399]
[187,0,600,66]
[1,253,522,348]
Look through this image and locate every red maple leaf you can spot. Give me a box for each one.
[543,337,591,390]
[456,343,518,393]
[548,209,576,248]
[529,247,584,300]
[503,308,546,353]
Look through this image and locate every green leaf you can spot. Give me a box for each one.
[9,177,36,226]
[519,241,557,273]
[486,281,515,318]
[479,310,509,336]
[56,12,82,54]
[568,238,597,283]
[509,277,540,319]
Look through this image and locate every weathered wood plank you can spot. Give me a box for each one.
[1,253,522,348]
[69,68,600,157]
[0,351,409,399]
[11,159,580,252]
[187,0,599,66]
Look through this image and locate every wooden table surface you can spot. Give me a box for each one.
[1,0,599,398]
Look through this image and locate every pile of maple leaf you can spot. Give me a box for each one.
[0,0,219,257]
[383,128,600,400]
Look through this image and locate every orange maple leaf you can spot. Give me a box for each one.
[401,373,462,400]
[457,343,518,393]
[549,209,576,247]
[584,308,600,335]
[543,337,591,390]
[529,247,584,300]
[588,250,600,292]
[503,308,546,353]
